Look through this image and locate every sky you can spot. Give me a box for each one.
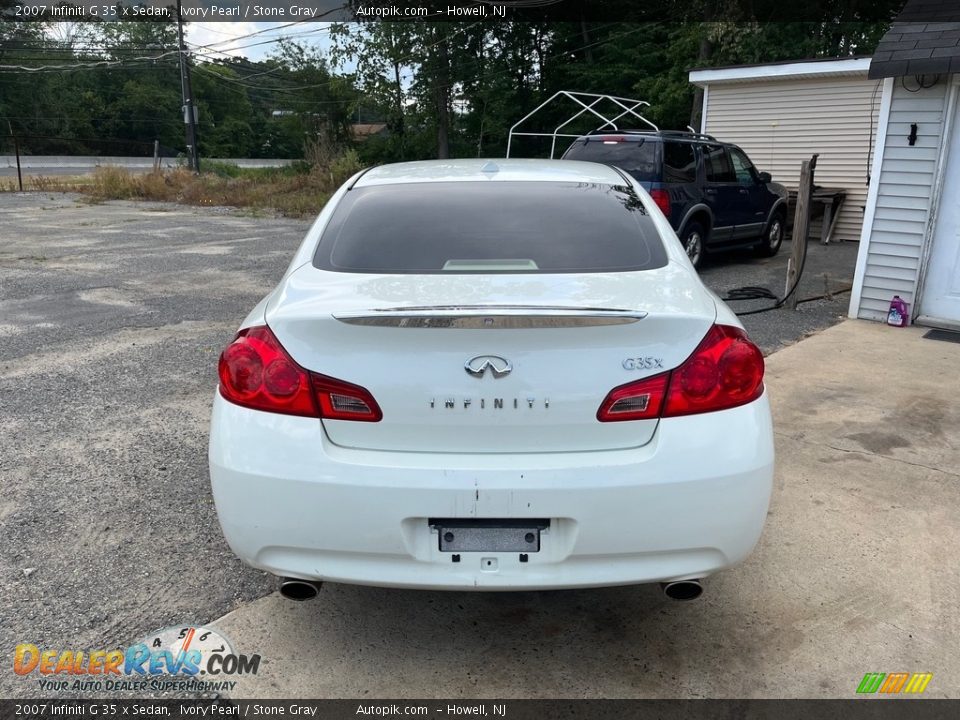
[185,22,342,65]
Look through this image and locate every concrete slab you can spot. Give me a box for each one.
[210,320,960,699]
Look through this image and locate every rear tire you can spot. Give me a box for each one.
[757,211,785,257]
[679,221,707,269]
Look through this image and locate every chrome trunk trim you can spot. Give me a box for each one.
[333,305,647,328]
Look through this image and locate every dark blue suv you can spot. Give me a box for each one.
[562,131,789,268]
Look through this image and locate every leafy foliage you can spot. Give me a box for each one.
[1,19,890,162]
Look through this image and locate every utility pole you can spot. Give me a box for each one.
[176,0,200,172]
[7,121,23,192]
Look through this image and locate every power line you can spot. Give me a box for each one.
[187,24,337,56]
[187,12,348,53]
[191,63,345,95]
[192,19,319,49]
[184,22,630,118]
[0,17,337,70]
[0,49,180,71]
[193,21,486,99]
[0,24,336,72]
[0,114,186,124]
[190,64,355,104]
[4,23,334,54]
[2,21,646,135]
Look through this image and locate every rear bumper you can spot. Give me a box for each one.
[209,392,774,591]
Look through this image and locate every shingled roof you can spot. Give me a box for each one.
[868,0,960,78]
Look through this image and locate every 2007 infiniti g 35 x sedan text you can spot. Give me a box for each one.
[208,159,774,600]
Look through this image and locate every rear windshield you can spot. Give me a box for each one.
[563,138,658,181]
[313,181,668,274]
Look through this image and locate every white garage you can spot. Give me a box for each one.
[689,57,880,245]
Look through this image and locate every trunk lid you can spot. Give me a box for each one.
[265,265,716,453]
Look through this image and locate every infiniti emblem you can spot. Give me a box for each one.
[465,355,512,379]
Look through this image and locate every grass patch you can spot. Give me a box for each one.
[204,160,312,180]
[0,175,93,192]
[0,151,361,218]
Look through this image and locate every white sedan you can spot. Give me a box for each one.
[209,159,774,600]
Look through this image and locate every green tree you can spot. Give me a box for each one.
[192,64,255,157]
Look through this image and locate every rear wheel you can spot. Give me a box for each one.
[757,211,785,257]
[680,221,707,269]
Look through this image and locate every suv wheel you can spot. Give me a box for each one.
[757,211,785,257]
[680,221,706,269]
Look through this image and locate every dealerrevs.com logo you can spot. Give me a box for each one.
[14,625,261,694]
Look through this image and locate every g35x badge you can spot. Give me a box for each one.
[622,357,664,371]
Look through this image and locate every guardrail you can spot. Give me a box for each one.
[0,156,295,170]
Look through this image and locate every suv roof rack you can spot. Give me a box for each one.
[585,129,718,142]
[657,130,718,141]
[506,91,659,159]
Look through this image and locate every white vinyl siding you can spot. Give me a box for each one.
[856,80,950,321]
[702,76,881,244]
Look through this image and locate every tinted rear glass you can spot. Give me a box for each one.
[563,138,658,181]
[313,181,668,274]
[663,142,697,183]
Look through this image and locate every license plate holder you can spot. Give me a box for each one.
[431,519,548,553]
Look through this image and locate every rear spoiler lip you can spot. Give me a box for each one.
[332,305,648,328]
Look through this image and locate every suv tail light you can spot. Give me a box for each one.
[648,188,672,217]
[597,325,764,422]
[218,326,382,421]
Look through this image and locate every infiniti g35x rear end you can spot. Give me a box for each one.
[209,159,774,594]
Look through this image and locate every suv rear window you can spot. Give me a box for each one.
[313,181,668,274]
[563,138,658,181]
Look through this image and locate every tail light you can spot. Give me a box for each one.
[649,188,672,217]
[310,373,383,422]
[596,373,668,422]
[597,325,764,422]
[218,325,382,422]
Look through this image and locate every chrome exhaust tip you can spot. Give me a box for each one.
[278,578,322,601]
[660,579,703,601]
